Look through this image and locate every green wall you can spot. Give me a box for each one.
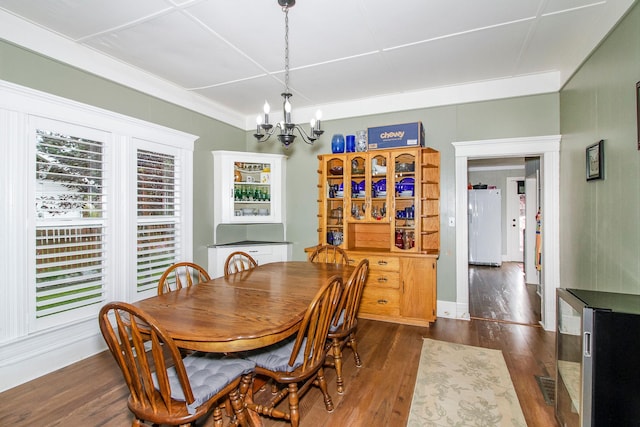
[559,2,640,294]
[1,38,560,304]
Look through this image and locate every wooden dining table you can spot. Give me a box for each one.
[132,261,354,353]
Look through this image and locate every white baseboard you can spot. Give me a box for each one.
[0,318,106,393]
[437,300,470,321]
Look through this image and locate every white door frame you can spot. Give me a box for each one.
[453,135,560,331]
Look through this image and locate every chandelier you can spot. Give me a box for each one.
[254,0,323,148]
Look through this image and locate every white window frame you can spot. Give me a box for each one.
[29,117,112,332]
[130,139,191,301]
[0,80,196,391]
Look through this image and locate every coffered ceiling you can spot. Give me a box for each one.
[0,0,636,129]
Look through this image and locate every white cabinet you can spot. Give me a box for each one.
[207,242,292,279]
[212,151,286,226]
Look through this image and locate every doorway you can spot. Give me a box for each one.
[452,135,561,331]
[466,161,536,325]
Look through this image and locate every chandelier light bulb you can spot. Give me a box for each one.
[263,101,270,125]
[284,99,292,123]
[316,110,322,120]
[310,118,316,129]
[256,115,263,135]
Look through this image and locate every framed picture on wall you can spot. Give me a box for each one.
[586,140,604,181]
[637,81,640,149]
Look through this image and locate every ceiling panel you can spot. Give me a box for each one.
[361,0,541,48]
[84,10,266,88]
[0,0,170,39]
[518,2,613,79]
[380,19,534,92]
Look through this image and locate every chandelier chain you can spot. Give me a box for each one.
[284,7,290,94]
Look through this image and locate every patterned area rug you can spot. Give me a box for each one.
[407,339,526,427]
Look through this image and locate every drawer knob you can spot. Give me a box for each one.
[377,277,388,283]
[377,260,388,265]
[377,299,388,305]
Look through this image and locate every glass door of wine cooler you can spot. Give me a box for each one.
[556,290,583,427]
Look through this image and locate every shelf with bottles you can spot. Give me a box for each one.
[394,229,416,250]
[316,147,439,253]
[347,152,390,223]
[212,151,285,228]
[319,155,346,246]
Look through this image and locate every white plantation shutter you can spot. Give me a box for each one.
[35,130,107,318]
[136,149,181,292]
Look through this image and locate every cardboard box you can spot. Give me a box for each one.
[367,122,425,150]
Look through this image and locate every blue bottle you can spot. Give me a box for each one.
[331,134,345,153]
[346,134,356,152]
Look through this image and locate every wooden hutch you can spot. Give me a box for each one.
[306,147,440,327]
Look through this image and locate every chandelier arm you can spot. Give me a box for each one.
[292,124,318,145]
[254,123,280,143]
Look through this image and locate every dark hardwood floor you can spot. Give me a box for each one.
[469,262,542,325]
[0,266,557,426]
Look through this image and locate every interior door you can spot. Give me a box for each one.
[506,177,524,262]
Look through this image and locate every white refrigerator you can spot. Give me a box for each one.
[468,189,502,266]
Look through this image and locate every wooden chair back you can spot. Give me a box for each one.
[309,245,350,265]
[334,259,369,333]
[224,251,258,278]
[157,262,210,295]
[98,302,196,419]
[326,259,369,394]
[289,274,343,372]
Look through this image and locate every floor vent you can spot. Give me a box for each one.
[535,375,555,406]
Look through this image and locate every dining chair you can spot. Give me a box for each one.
[98,301,255,427]
[223,251,258,278]
[325,258,369,393]
[308,244,350,265]
[157,262,211,295]
[242,275,344,427]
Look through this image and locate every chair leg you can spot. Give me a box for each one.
[332,338,345,394]
[315,367,334,412]
[287,383,300,427]
[349,333,362,367]
[212,405,224,427]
